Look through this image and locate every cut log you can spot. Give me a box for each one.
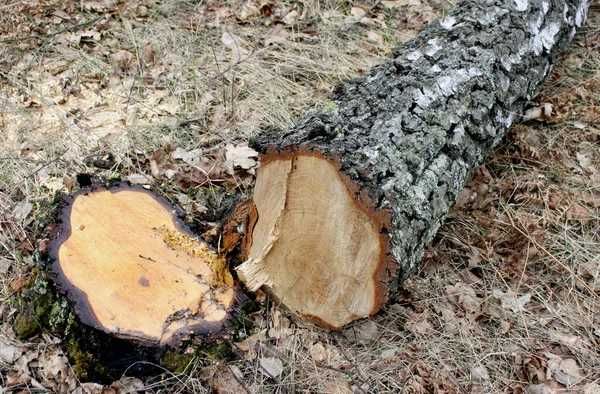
[237,154,390,328]
[50,185,236,346]
[238,0,591,328]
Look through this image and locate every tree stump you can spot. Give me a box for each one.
[237,0,591,328]
[50,186,236,346]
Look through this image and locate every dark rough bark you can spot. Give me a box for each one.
[252,0,591,295]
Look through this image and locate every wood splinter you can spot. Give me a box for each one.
[50,186,236,346]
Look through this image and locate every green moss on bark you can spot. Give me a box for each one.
[161,351,196,374]
[160,341,236,374]
[202,341,235,361]
[13,309,41,339]
[65,337,109,381]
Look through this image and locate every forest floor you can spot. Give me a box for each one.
[0,0,599,393]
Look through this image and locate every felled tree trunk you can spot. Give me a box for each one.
[237,0,591,329]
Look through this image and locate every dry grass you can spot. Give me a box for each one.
[1,0,599,393]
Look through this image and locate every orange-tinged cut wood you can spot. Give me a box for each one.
[237,154,388,329]
[50,186,235,345]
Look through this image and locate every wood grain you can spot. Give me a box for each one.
[51,186,235,345]
[237,155,384,328]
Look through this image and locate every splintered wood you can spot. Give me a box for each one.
[237,154,389,328]
[51,186,235,345]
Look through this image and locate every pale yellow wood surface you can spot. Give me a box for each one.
[54,188,234,344]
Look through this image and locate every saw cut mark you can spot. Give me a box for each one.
[238,154,384,328]
[51,187,235,345]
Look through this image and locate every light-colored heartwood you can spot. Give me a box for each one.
[53,187,235,344]
[237,155,385,328]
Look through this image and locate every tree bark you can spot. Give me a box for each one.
[238,0,591,328]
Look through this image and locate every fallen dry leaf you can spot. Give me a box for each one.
[126,173,152,185]
[351,7,367,19]
[236,329,266,359]
[470,365,490,383]
[204,364,246,394]
[156,95,179,115]
[63,175,76,192]
[224,144,258,175]
[307,341,345,368]
[583,383,600,394]
[73,382,105,394]
[0,336,25,365]
[576,151,593,171]
[9,274,31,293]
[381,0,403,8]
[566,203,592,223]
[109,376,145,392]
[545,353,583,386]
[578,259,600,287]
[149,159,161,178]
[347,6,369,24]
[525,381,564,394]
[136,4,149,18]
[446,282,481,318]
[221,31,247,61]
[172,147,202,166]
[111,50,136,74]
[405,311,434,335]
[12,200,33,223]
[142,43,156,65]
[492,289,531,313]
[239,2,260,20]
[259,357,283,378]
[344,320,379,344]
[85,109,125,137]
[265,25,289,46]
[433,302,464,334]
[82,0,116,12]
[308,342,328,363]
[9,346,40,387]
[367,31,384,45]
[0,257,11,275]
[380,347,399,359]
[283,10,299,25]
[324,379,353,394]
[37,349,77,393]
[550,330,591,351]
